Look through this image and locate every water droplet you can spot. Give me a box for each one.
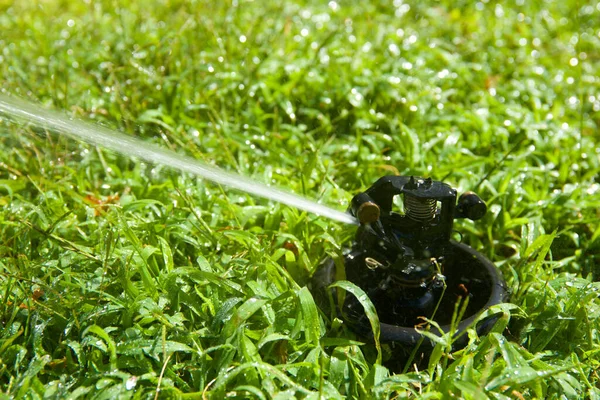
[495,4,504,17]
[349,88,364,107]
[388,43,400,56]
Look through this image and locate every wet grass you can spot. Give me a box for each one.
[1,0,599,398]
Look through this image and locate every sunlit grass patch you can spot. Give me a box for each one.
[1,0,599,398]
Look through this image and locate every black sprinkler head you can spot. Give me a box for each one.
[310,176,508,365]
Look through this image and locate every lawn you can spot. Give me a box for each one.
[1,0,600,398]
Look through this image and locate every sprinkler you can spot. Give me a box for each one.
[311,176,508,362]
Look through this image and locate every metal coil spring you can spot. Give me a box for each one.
[404,194,437,221]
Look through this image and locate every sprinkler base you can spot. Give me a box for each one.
[309,176,509,367]
[311,240,507,352]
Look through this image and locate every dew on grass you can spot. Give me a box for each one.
[567,96,578,106]
[349,88,364,107]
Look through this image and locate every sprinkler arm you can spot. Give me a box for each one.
[348,176,487,260]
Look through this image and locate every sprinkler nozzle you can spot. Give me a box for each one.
[357,201,380,224]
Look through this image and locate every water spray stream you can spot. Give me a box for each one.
[0,94,358,225]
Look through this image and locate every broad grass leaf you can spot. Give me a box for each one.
[328,280,381,364]
[297,286,323,346]
[224,229,259,248]
[0,327,23,356]
[257,333,290,349]
[212,297,243,331]
[329,346,351,391]
[83,325,117,369]
[485,365,571,391]
[209,362,312,396]
[232,385,267,400]
[222,298,267,338]
[13,355,51,398]
[476,303,523,334]
[524,230,556,259]
[453,380,489,400]
[490,332,527,369]
[365,363,389,392]
[158,236,174,272]
[167,267,244,294]
[117,339,193,359]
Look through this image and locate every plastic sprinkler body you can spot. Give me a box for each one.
[310,176,507,365]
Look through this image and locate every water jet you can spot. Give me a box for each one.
[0,94,357,225]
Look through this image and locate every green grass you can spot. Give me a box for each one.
[1,0,600,398]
